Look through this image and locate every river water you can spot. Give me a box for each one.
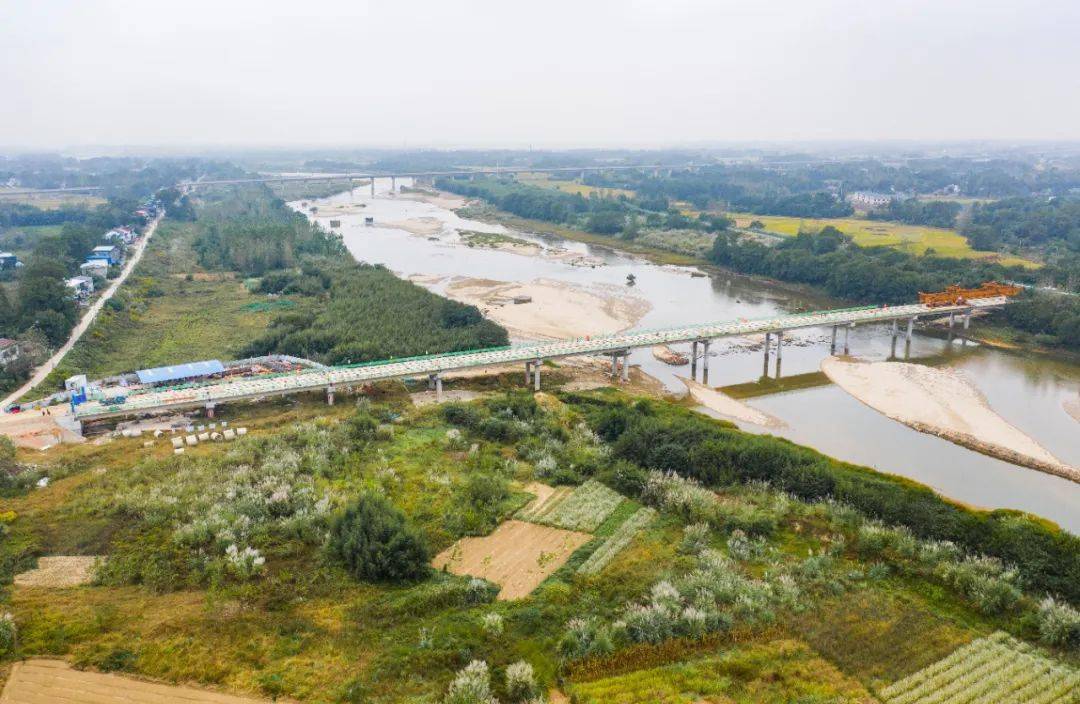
[292,179,1080,532]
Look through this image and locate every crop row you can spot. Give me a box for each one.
[517,486,573,522]
[881,631,1079,704]
[527,480,625,532]
[577,507,657,576]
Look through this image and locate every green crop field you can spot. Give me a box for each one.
[517,172,635,199]
[727,212,1040,268]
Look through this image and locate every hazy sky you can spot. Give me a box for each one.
[2,0,1079,150]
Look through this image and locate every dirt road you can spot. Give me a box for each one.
[1,214,162,408]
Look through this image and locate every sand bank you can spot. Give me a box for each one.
[680,377,785,429]
[445,277,650,340]
[822,358,1078,483]
[381,217,444,236]
[397,188,469,210]
[1065,397,1080,424]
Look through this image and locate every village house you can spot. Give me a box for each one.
[65,275,95,303]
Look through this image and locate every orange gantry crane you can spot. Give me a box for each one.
[918,282,1022,308]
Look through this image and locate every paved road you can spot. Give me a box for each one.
[1,214,163,408]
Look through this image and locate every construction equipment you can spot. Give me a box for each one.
[918,282,1021,308]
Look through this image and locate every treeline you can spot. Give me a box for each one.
[963,197,1080,252]
[999,294,1080,348]
[436,177,728,238]
[709,227,1026,304]
[572,394,1080,605]
[868,198,962,228]
[242,262,508,365]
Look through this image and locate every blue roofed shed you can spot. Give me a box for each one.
[136,360,226,385]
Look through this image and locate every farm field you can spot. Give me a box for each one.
[432,519,592,599]
[880,631,1079,704]
[517,172,635,199]
[0,193,108,209]
[726,212,1039,268]
[1,390,1078,703]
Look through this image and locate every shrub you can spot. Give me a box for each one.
[504,660,539,703]
[1036,596,1080,650]
[444,660,496,704]
[224,544,265,580]
[443,403,483,429]
[328,495,429,582]
[680,523,710,554]
[0,613,16,657]
[480,612,504,637]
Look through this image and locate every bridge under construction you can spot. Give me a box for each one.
[71,296,1008,424]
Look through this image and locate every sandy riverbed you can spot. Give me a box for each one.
[680,377,785,429]
[444,276,651,340]
[396,188,469,210]
[822,358,1079,483]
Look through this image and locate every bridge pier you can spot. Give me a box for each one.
[890,319,899,358]
[775,331,783,378]
[621,351,630,383]
[435,374,443,403]
[762,333,771,376]
[534,358,541,391]
[525,361,532,385]
[844,324,851,355]
[370,178,375,197]
[326,385,335,406]
[391,176,396,193]
[205,402,216,418]
[829,326,837,355]
[691,341,699,379]
[701,341,711,384]
[906,317,915,344]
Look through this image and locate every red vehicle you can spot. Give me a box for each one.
[5,404,21,414]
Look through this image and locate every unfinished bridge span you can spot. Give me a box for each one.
[71,297,1008,423]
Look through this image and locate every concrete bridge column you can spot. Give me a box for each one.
[963,310,971,330]
[830,326,837,355]
[762,333,771,376]
[435,374,443,403]
[391,176,396,193]
[534,358,542,391]
[620,351,630,383]
[844,325,851,355]
[370,178,375,196]
[691,341,699,379]
[610,353,618,379]
[890,319,899,358]
[775,331,784,379]
[326,385,335,406]
[906,317,916,344]
[525,361,532,385]
[702,341,711,384]
[205,402,216,418]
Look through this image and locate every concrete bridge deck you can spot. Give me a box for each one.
[71,297,1006,422]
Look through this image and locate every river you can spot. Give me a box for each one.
[291,179,1080,532]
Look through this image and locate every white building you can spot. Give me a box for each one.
[847,191,894,209]
[80,260,109,278]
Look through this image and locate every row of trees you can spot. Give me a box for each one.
[868,198,962,228]
[963,196,1080,252]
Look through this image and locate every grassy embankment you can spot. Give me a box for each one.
[516,172,635,199]
[1,386,1076,702]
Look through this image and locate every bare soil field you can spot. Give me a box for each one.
[432,519,591,600]
[0,410,83,450]
[13,556,99,588]
[0,659,272,704]
[823,358,1078,483]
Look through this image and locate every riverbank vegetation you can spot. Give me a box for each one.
[1,387,1076,702]
[35,181,507,395]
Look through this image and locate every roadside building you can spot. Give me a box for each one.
[65,275,95,302]
[0,252,20,270]
[80,260,109,278]
[0,338,20,366]
[89,244,123,266]
[135,359,226,387]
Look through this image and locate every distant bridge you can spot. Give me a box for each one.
[2,164,691,197]
[71,297,1007,423]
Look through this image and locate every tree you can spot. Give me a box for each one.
[328,495,429,582]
